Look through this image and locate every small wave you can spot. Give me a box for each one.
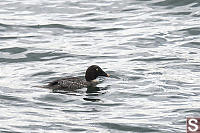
[1,23,96,32]
[152,0,198,8]
[26,24,96,31]
[178,27,200,36]
[0,52,70,63]
[0,36,36,40]
[97,122,159,132]
[87,17,118,22]
[0,47,27,54]
[131,57,183,62]
[181,41,200,49]
[121,8,139,12]
[91,27,124,32]
[0,23,12,28]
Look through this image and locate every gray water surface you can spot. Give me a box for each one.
[0,0,200,132]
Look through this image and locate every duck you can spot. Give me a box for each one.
[45,65,109,91]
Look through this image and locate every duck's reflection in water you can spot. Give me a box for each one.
[51,86,108,102]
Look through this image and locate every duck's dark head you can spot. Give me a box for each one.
[85,65,109,81]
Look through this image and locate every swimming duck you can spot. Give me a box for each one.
[46,65,109,90]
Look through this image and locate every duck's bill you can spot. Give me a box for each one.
[100,71,110,77]
[106,74,110,77]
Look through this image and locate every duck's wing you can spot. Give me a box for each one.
[48,77,87,90]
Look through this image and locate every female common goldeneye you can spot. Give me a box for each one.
[45,65,109,91]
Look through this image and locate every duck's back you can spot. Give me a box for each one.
[48,77,88,90]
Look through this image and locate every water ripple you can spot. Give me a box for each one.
[0,0,199,132]
[97,122,160,132]
[131,57,183,62]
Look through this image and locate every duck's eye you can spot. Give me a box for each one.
[96,68,98,71]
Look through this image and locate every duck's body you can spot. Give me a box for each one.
[45,65,109,91]
[47,77,91,90]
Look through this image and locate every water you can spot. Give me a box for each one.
[0,0,200,132]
